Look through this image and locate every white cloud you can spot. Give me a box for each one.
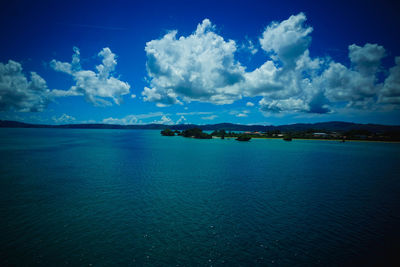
[50,89,81,97]
[243,60,281,96]
[176,115,187,124]
[379,57,400,104]
[348,43,386,76]
[245,19,396,113]
[101,113,185,125]
[201,114,217,120]
[0,60,51,112]
[318,43,386,109]
[244,13,329,114]
[242,39,258,55]
[295,49,323,72]
[102,115,138,125]
[52,113,76,124]
[249,42,258,55]
[141,16,320,113]
[102,112,167,125]
[137,14,400,115]
[4,13,400,118]
[153,115,173,124]
[259,13,313,66]
[50,47,130,106]
[50,61,73,74]
[236,113,248,117]
[259,97,310,113]
[244,61,327,114]
[246,102,255,107]
[143,19,245,105]
[320,62,375,102]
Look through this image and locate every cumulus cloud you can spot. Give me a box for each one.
[51,47,130,106]
[259,12,313,66]
[153,115,173,124]
[318,43,386,109]
[246,13,329,114]
[379,57,400,104]
[246,61,328,114]
[243,60,281,96]
[0,60,51,112]
[3,13,399,119]
[142,14,400,115]
[141,14,328,114]
[254,17,399,113]
[176,115,187,124]
[320,62,374,103]
[143,19,245,105]
[348,43,386,76]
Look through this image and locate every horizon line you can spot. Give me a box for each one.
[1,119,400,128]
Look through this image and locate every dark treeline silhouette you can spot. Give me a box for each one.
[2,120,400,141]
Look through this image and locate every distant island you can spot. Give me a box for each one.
[159,127,400,142]
[162,128,252,141]
[1,120,400,142]
[162,128,212,139]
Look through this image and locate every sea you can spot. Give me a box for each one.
[1,128,399,266]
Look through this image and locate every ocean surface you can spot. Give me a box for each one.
[0,128,399,266]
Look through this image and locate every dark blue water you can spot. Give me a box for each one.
[1,128,399,266]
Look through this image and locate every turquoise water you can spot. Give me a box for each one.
[1,128,399,266]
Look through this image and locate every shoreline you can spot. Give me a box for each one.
[217,136,400,143]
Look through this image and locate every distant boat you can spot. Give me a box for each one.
[283,136,292,141]
[236,135,251,141]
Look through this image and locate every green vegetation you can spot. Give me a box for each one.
[283,134,292,141]
[3,120,400,142]
[236,135,251,141]
[211,129,226,139]
[161,129,175,136]
[181,128,212,139]
[211,130,244,138]
[161,127,400,142]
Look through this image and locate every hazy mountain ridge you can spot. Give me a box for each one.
[1,120,400,133]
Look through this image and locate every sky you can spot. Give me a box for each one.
[1,0,400,126]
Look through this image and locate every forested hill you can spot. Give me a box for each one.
[1,120,400,134]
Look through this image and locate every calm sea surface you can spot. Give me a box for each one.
[1,128,399,266]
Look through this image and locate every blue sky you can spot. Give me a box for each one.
[1,0,400,125]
